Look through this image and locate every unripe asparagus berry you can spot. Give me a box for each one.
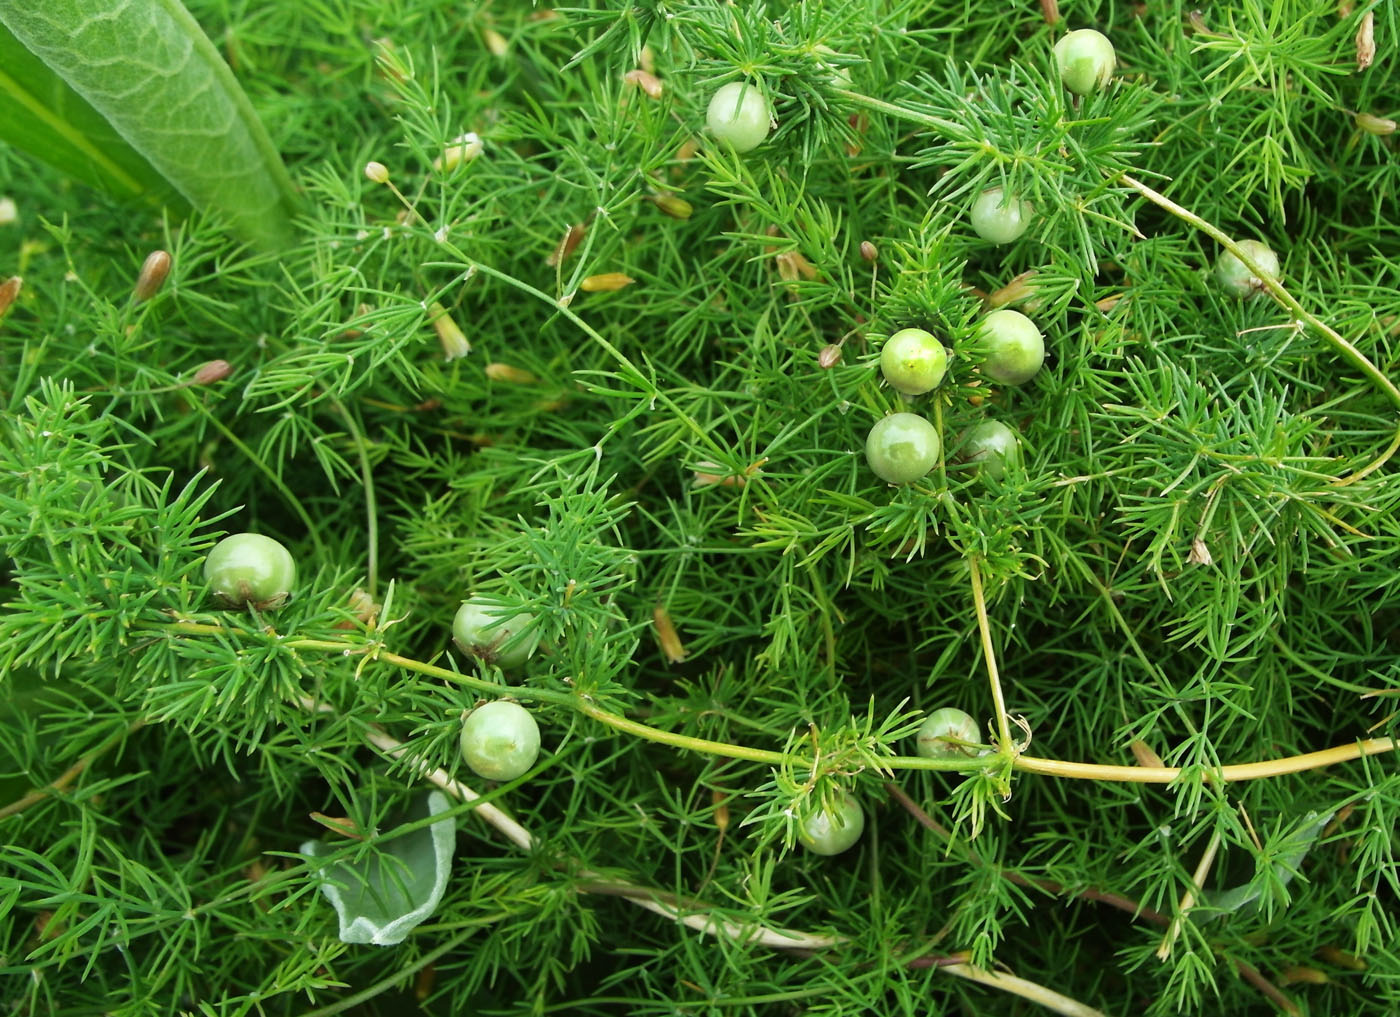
[915,708,981,758]
[970,187,1034,245]
[797,794,865,855]
[959,420,1022,479]
[459,701,541,781]
[453,598,538,668]
[880,328,948,395]
[706,82,771,153]
[204,533,296,609]
[977,309,1045,385]
[1053,29,1116,95]
[1214,240,1280,298]
[865,413,941,484]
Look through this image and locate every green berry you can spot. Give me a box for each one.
[977,309,1045,386]
[706,82,771,153]
[880,328,948,395]
[915,708,981,759]
[797,793,865,856]
[459,701,541,781]
[453,597,538,668]
[1214,240,1280,298]
[1053,29,1116,96]
[959,420,1022,479]
[970,187,1034,245]
[865,412,941,484]
[204,533,296,609]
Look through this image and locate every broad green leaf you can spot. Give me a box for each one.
[0,0,298,247]
[1208,810,1335,918]
[0,23,172,202]
[301,791,456,946]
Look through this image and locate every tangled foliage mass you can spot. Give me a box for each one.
[1,1,1398,1015]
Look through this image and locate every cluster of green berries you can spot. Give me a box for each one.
[203,534,546,785]
[864,310,1039,486]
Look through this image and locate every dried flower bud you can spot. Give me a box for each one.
[132,250,172,303]
[712,789,730,832]
[652,605,687,663]
[309,812,364,840]
[1316,946,1366,971]
[333,587,381,629]
[192,359,232,385]
[433,132,484,171]
[624,69,663,99]
[640,44,655,74]
[818,343,843,368]
[1357,11,1374,71]
[0,275,20,317]
[860,240,878,262]
[1040,0,1060,25]
[988,269,1038,308]
[1356,112,1397,136]
[547,223,586,266]
[0,197,16,225]
[484,362,538,384]
[1129,739,1165,768]
[482,26,508,56]
[649,194,693,219]
[1094,293,1124,312]
[1188,538,1213,567]
[1279,967,1330,986]
[428,302,470,360]
[364,161,390,184]
[580,272,636,292]
[692,461,745,488]
[676,138,700,163]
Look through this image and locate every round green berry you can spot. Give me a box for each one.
[797,794,865,856]
[977,309,1045,386]
[865,413,941,484]
[959,420,1022,479]
[1214,240,1280,298]
[453,598,538,669]
[915,708,981,759]
[706,82,771,153]
[459,700,541,781]
[880,328,948,395]
[1053,29,1116,96]
[204,533,296,609]
[970,187,1034,245]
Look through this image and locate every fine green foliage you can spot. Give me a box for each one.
[2,1,1400,1016]
[0,0,298,247]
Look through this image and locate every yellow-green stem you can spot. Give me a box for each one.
[968,557,1015,753]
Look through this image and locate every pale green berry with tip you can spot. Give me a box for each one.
[970,187,1034,245]
[797,794,865,855]
[706,82,771,153]
[1214,240,1280,298]
[977,309,1045,386]
[880,328,948,395]
[453,598,538,668]
[865,412,941,484]
[460,701,541,781]
[1054,29,1116,96]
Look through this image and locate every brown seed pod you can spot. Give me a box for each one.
[133,250,172,303]
[0,275,21,318]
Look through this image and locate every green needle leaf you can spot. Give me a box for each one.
[0,0,298,247]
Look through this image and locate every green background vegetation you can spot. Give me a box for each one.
[1,1,1398,1015]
